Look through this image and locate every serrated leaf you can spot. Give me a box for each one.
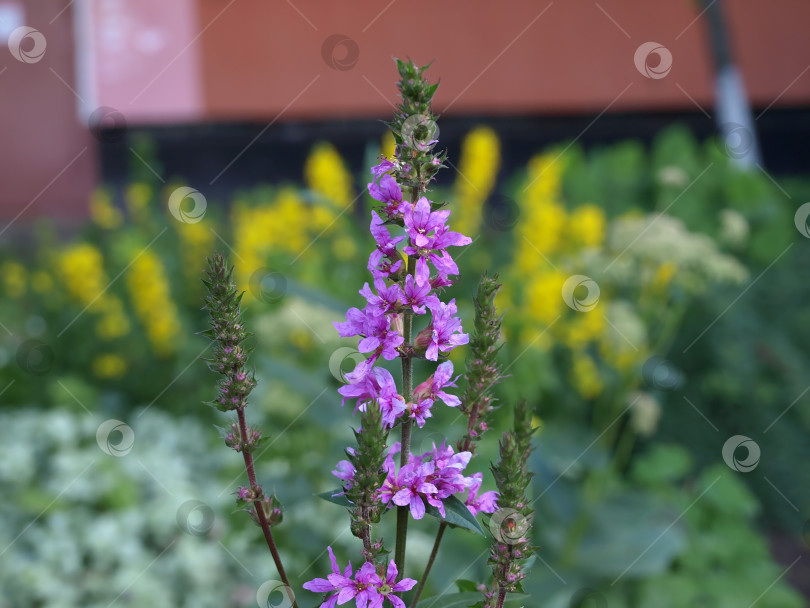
[425,495,484,535]
[315,489,352,508]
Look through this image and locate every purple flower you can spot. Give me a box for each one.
[360,279,402,316]
[368,173,403,208]
[407,398,434,428]
[332,460,355,484]
[368,212,405,279]
[330,561,382,608]
[400,257,437,314]
[464,472,499,516]
[370,159,395,179]
[338,366,405,427]
[335,306,403,361]
[402,197,451,248]
[391,461,438,519]
[414,360,461,407]
[376,561,417,608]
[303,546,353,608]
[416,299,469,361]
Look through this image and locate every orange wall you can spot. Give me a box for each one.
[198,0,810,120]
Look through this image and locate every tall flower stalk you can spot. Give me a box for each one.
[201,253,298,608]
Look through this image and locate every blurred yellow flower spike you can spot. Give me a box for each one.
[381,130,396,160]
[57,243,131,339]
[89,188,123,230]
[453,126,501,236]
[125,182,153,223]
[304,141,354,209]
[126,249,180,356]
[92,353,127,379]
[568,204,606,249]
[1,261,27,298]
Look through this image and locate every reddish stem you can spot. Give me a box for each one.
[237,408,299,608]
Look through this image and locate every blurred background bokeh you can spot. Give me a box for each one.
[1,1,809,607]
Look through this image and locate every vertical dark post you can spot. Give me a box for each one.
[704,0,762,169]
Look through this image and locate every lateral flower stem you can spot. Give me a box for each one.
[238,407,298,608]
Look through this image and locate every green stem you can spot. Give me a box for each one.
[410,521,446,607]
[395,250,418,576]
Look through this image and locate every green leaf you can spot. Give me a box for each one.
[424,495,484,535]
[315,489,352,508]
[455,579,479,593]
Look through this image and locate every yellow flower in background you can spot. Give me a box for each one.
[332,234,357,262]
[571,351,603,399]
[1,261,27,298]
[176,219,215,283]
[564,311,606,350]
[89,188,123,230]
[515,153,568,273]
[57,243,130,339]
[94,297,131,340]
[568,204,606,248]
[651,261,677,292]
[304,142,354,209]
[525,269,567,327]
[92,354,127,379]
[126,249,180,356]
[453,126,501,236]
[232,188,339,295]
[381,130,396,160]
[58,244,107,310]
[125,182,153,223]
